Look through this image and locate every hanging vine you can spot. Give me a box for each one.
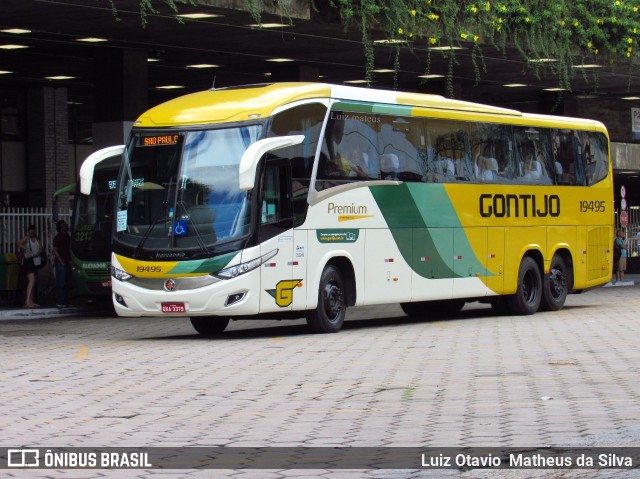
[123,0,640,95]
[109,0,196,26]
[333,0,640,95]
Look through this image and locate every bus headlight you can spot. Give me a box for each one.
[214,249,278,279]
[110,265,133,282]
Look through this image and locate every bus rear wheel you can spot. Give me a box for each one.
[401,300,465,318]
[506,256,542,315]
[306,265,345,333]
[190,317,230,336]
[540,255,568,311]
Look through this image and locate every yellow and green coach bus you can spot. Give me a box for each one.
[85,83,613,334]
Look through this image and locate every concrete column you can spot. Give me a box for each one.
[27,87,69,208]
[92,49,148,150]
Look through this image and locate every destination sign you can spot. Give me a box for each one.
[141,134,179,147]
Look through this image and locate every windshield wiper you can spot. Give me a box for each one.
[176,199,210,257]
[132,209,169,259]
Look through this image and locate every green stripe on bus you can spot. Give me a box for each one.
[371,104,413,116]
[370,184,490,279]
[333,101,374,113]
[332,102,413,117]
[167,251,238,275]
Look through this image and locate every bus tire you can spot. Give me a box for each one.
[401,300,464,318]
[400,302,424,317]
[190,317,229,336]
[540,255,568,311]
[306,265,345,333]
[506,256,542,315]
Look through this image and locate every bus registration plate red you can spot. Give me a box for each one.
[161,302,185,313]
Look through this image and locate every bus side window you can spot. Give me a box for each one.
[432,124,471,182]
[584,132,609,185]
[552,129,579,185]
[261,162,292,225]
[377,116,423,181]
[513,127,553,185]
[469,122,515,183]
[262,168,280,224]
[258,161,294,244]
[577,131,608,186]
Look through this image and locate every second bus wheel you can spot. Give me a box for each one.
[190,317,230,336]
[306,265,346,333]
[506,256,542,315]
[540,254,569,311]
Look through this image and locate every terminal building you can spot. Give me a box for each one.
[1,0,640,253]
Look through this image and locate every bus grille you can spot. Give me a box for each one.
[84,269,109,279]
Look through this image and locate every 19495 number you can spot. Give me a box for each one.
[579,200,606,213]
[136,265,162,273]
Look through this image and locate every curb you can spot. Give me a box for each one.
[0,306,102,321]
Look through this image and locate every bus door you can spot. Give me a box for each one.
[258,160,298,313]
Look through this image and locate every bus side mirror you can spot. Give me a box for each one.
[79,145,125,195]
[238,135,305,191]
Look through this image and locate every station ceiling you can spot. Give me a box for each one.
[2,0,640,124]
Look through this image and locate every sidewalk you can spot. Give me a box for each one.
[602,273,639,288]
[1,275,637,322]
[0,301,110,321]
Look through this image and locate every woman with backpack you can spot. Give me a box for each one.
[17,224,44,308]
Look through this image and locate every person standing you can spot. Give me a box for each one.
[53,219,72,307]
[17,224,43,308]
[615,227,627,283]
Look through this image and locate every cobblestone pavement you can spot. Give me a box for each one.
[1,282,640,479]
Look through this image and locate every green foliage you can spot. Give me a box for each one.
[334,0,640,94]
[123,0,639,96]
[109,0,196,27]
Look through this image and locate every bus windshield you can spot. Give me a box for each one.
[115,125,263,257]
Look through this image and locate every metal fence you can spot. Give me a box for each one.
[0,207,72,302]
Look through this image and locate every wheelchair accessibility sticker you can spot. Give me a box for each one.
[173,220,187,236]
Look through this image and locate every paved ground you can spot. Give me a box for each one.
[1,278,640,478]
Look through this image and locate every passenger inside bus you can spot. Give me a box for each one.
[324,115,380,180]
[380,153,399,180]
[476,156,498,181]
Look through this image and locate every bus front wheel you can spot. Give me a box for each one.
[506,257,542,315]
[190,317,230,336]
[540,255,568,311]
[306,265,346,333]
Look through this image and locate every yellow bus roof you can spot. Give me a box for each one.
[135,83,332,127]
[134,82,607,133]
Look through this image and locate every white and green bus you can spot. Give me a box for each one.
[83,83,612,334]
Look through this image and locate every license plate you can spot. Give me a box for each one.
[161,302,186,313]
[101,280,112,287]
